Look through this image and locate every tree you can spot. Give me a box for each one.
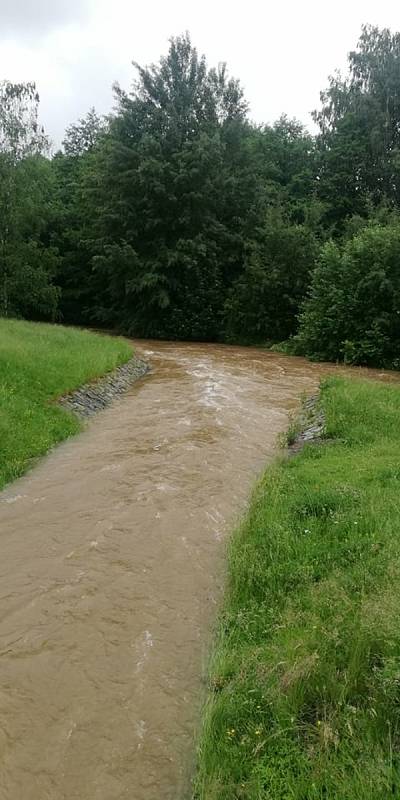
[256,117,320,225]
[297,223,400,368]
[224,214,319,342]
[51,109,107,323]
[0,82,59,319]
[84,34,265,339]
[0,81,48,158]
[62,108,106,157]
[315,25,400,228]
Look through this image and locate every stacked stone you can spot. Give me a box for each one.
[59,358,149,418]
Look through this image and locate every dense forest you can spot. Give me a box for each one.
[1,25,400,368]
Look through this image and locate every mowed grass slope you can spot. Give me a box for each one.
[195,376,400,799]
[0,319,131,490]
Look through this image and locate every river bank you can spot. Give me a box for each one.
[0,319,133,490]
[194,376,400,799]
[59,354,149,417]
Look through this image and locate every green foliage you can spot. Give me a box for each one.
[194,377,400,798]
[0,319,131,489]
[256,117,321,225]
[224,217,318,342]
[51,110,107,323]
[0,82,59,320]
[52,35,320,342]
[0,80,48,158]
[62,107,106,158]
[77,34,264,339]
[315,25,400,228]
[4,26,400,366]
[297,223,400,367]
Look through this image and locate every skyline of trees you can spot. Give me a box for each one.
[1,24,400,368]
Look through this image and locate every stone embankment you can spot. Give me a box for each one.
[59,357,149,417]
[289,394,325,454]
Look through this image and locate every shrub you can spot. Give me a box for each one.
[297,224,400,368]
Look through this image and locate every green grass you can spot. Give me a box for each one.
[0,319,131,490]
[194,376,400,800]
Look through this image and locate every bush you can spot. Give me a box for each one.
[297,224,400,368]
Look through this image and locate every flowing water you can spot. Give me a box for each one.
[0,341,395,800]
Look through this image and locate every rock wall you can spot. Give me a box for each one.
[59,357,149,418]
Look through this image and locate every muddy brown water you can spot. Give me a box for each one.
[0,341,397,800]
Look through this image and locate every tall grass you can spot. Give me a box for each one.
[194,376,400,799]
[0,319,131,489]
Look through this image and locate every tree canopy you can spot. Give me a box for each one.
[0,81,59,319]
[2,27,400,367]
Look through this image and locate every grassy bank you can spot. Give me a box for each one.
[195,376,400,799]
[0,319,131,490]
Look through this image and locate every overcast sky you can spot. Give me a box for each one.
[0,0,399,148]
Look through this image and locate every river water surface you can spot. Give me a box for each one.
[0,342,394,799]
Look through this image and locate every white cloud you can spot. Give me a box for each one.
[0,0,399,146]
[0,0,90,37]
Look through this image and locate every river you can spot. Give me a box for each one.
[0,341,393,799]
